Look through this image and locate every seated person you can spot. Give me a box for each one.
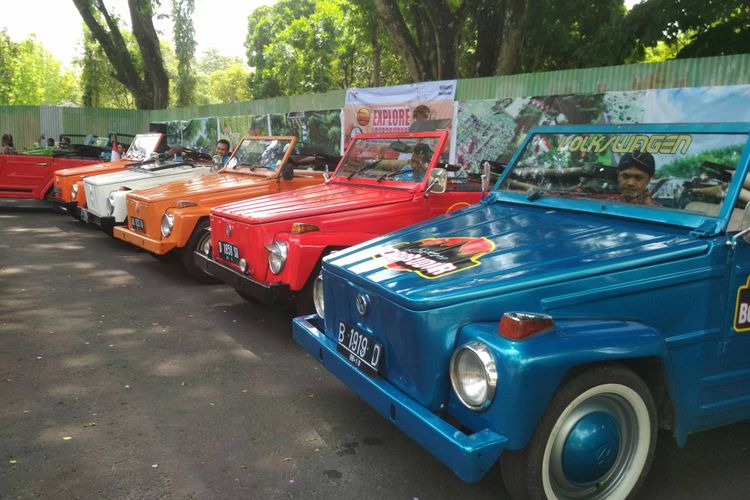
[385,143,432,182]
[60,136,71,148]
[617,150,658,206]
[165,145,184,162]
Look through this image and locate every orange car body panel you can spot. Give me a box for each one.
[113,136,326,255]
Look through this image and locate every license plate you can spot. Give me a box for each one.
[131,217,145,232]
[79,208,89,223]
[218,241,240,263]
[336,321,383,377]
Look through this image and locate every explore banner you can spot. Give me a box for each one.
[343,80,457,154]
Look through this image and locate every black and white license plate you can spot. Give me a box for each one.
[336,321,383,377]
[131,217,145,232]
[79,208,89,223]
[218,241,240,263]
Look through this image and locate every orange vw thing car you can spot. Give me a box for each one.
[113,135,331,282]
[50,133,165,216]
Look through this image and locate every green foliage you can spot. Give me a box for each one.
[206,64,252,103]
[79,29,138,108]
[626,0,750,61]
[659,145,745,178]
[171,0,197,106]
[245,0,408,98]
[0,33,78,105]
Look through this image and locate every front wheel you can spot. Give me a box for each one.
[181,219,220,284]
[501,365,657,500]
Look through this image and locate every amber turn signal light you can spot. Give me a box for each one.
[498,312,554,341]
[176,200,198,208]
[291,223,320,234]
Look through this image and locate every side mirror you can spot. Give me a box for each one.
[729,203,750,249]
[481,161,492,198]
[323,163,330,181]
[427,168,447,194]
[211,155,223,171]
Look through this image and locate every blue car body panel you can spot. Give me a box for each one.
[293,123,750,482]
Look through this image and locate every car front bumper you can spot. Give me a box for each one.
[50,199,78,216]
[292,314,508,483]
[193,251,291,303]
[113,226,178,254]
[78,207,117,232]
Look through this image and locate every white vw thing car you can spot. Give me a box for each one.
[81,156,218,233]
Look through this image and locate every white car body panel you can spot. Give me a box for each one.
[83,162,216,223]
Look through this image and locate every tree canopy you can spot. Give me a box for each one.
[1,1,747,109]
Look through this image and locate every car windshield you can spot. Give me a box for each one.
[336,136,442,183]
[125,134,162,161]
[228,137,293,171]
[498,131,749,217]
[128,158,189,172]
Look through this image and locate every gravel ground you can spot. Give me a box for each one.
[1,202,749,499]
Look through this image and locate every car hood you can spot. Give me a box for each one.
[84,164,212,188]
[127,170,272,204]
[54,158,134,177]
[326,202,708,310]
[212,182,414,224]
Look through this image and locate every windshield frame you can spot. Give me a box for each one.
[219,135,297,177]
[124,133,163,161]
[491,123,750,234]
[331,131,449,190]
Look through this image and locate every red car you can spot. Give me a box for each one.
[0,149,104,200]
[194,131,503,313]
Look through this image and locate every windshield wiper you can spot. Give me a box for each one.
[527,189,545,201]
[347,160,382,180]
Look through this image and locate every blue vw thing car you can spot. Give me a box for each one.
[293,123,750,499]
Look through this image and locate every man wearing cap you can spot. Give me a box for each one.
[617,150,658,206]
[391,142,431,182]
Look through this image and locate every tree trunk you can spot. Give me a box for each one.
[72,0,168,109]
[495,0,529,75]
[369,23,381,87]
[371,0,432,81]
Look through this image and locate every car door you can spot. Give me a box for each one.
[0,154,52,198]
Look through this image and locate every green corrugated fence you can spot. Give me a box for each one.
[1,54,749,148]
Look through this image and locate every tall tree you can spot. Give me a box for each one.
[0,34,78,105]
[371,0,467,81]
[79,29,136,108]
[171,0,196,106]
[0,29,18,103]
[72,0,169,109]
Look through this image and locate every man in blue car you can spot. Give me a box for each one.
[617,150,658,206]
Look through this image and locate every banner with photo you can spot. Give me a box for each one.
[343,80,457,153]
[219,115,269,148]
[269,110,341,156]
[455,85,750,169]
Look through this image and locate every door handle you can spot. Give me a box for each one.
[35,162,48,166]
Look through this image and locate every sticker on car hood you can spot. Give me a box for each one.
[375,237,495,279]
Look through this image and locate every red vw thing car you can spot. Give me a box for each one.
[49,133,165,215]
[0,146,104,200]
[195,131,502,312]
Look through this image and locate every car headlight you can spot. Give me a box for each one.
[160,213,174,237]
[450,341,497,411]
[313,271,324,318]
[71,183,79,200]
[106,192,117,215]
[266,241,288,274]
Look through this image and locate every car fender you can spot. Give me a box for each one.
[170,206,209,248]
[275,230,380,291]
[111,190,130,223]
[449,318,678,450]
